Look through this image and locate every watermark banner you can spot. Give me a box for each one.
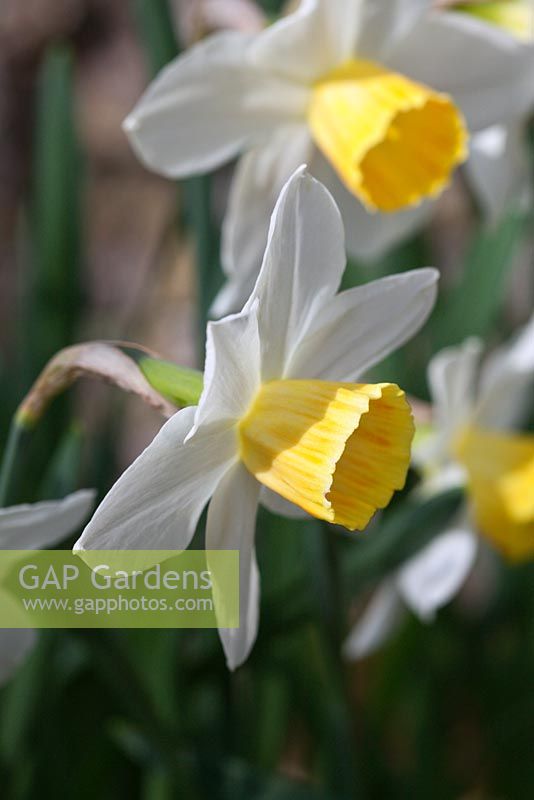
[0,550,239,628]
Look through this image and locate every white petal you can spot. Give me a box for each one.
[191,305,261,435]
[467,123,533,224]
[244,166,347,380]
[74,407,237,551]
[206,461,260,670]
[259,487,309,520]
[356,0,433,58]
[0,629,37,687]
[285,268,439,382]
[343,580,405,660]
[214,125,314,317]
[0,490,96,550]
[397,526,478,621]
[427,338,483,435]
[123,31,308,178]
[252,0,364,82]
[389,14,534,131]
[317,158,434,261]
[477,313,534,429]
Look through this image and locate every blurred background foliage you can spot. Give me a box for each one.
[0,0,533,798]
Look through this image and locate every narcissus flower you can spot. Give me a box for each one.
[75,168,438,669]
[0,490,95,685]
[453,0,534,222]
[345,316,534,659]
[419,316,534,560]
[124,0,533,314]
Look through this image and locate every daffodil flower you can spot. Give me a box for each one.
[344,315,534,659]
[422,317,534,560]
[75,168,438,669]
[454,1,534,222]
[123,0,533,315]
[0,490,95,685]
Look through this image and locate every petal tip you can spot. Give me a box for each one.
[424,267,440,284]
[123,114,140,134]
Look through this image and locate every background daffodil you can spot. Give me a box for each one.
[123,0,534,315]
[452,0,534,224]
[345,315,534,659]
[75,167,438,669]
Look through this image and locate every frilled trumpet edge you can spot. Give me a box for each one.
[308,59,468,213]
[239,380,415,530]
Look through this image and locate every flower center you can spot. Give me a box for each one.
[456,1,533,41]
[455,425,534,561]
[308,59,468,212]
[238,380,414,531]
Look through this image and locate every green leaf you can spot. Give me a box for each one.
[38,423,85,501]
[138,357,204,408]
[431,210,526,349]
[24,44,83,379]
[184,174,223,352]
[0,420,34,508]
[132,0,179,75]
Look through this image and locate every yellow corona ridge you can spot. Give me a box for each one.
[458,1,533,41]
[308,60,468,213]
[455,426,534,561]
[239,380,415,530]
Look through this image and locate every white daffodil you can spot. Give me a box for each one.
[75,167,438,669]
[123,0,533,316]
[453,1,534,222]
[344,315,534,659]
[0,490,95,686]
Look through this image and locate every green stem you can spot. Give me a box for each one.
[0,417,33,508]
[306,521,346,658]
[289,625,362,800]
[303,524,360,798]
[322,522,346,654]
[133,0,179,74]
[185,175,220,360]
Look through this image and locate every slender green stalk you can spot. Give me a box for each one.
[0,417,33,508]
[133,0,179,73]
[185,175,220,357]
[306,521,347,656]
[300,523,361,798]
[322,522,346,654]
[23,45,82,383]
[15,44,82,500]
[288,625,362,800]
